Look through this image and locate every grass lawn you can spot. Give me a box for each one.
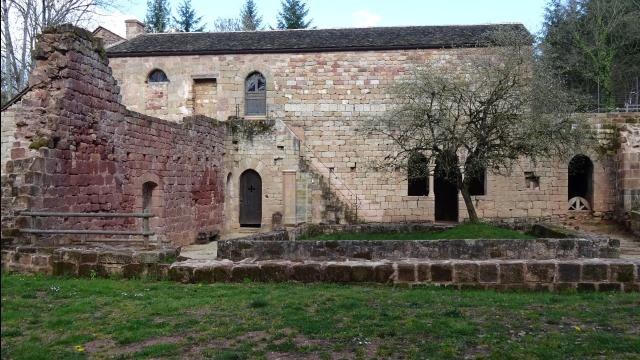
[300,223,534,241]
[2,274,639,359]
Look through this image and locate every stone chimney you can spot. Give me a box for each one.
[125,19,145,39]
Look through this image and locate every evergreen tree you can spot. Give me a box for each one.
[540,0,640,109]
[277,0,311,29]
[173,0,205,32]
[240,0,263,31]
[145,0,172,33]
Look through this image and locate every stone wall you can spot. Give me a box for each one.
[109,47,638,225]
[217,238,619,261]
[0,26,225,246]
[3,245,637,292]
[168,258,639,292]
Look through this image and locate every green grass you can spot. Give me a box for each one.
[300,223,535,240]
[2,274,639,359]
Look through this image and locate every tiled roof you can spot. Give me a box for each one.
[106,23,529,57]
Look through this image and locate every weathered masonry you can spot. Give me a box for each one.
[1,23,639,247]
[106,21,639,233]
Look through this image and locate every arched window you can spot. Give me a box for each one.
[568,154,593,210]
[408,153,429,196]
[148,69,169,83]
[245,72,266,116]
[142,181,158,212]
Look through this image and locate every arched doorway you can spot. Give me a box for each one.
[434,156,458,222]
[568,155,593,210]
[239,169,262,227]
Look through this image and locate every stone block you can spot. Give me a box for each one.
[479,264,498,283]
[192,267,215,283]
[168,265,194,283]
[78,263,98,277]
[431,264,452,282]
[417,264,430,282]
[291,263,323,282]
[525,263,555,283]
[558,263,581,282]
[123,263,145,279]
[597,283,621,292]
[325,263,352,282]
[53,261,78,276]
[454,263,478,283]
[260,262,291,282]
[609,264,635,283]
[231,264,261,282]
[554,283,577,291]
[397,263,415,282]
[375,264,394,283]
[351,264,375,282]
[98,252,132,264]
[80,252,98,264]
[213,265,232,282]
[577,282,596,292]
[500,263,524,284]
[581,264,608,282]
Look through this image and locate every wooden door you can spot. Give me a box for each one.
[239,170,262,226]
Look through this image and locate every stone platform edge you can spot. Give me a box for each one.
[3,246,637,292]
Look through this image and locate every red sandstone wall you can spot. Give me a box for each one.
[1,25,225,246]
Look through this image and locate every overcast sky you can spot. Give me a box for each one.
[95,0,548,37]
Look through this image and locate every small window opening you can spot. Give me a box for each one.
[524,172,540,190]
[148,69,169,83]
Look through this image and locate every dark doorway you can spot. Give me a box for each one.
[568,154,593,208]
[240,169,262,227]
[434,160,459,222]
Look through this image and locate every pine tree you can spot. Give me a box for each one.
[277,0,311,29]
[173,0,205,32]
[240,0,263,31]
[145,0,172,33]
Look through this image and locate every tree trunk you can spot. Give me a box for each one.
[460,187,479,223]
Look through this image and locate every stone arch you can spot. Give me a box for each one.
[568,154,594,210]
[146,68,169,83]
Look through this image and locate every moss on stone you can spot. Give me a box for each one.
[226,117,275,141]
[28,137,50,150]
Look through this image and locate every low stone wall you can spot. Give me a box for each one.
[217,238,619,261]
[293,223,454,238]
[167,258,639,292]
[1,246,177,278]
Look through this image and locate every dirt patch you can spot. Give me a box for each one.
[84,338,117,354]
[109,336,184,355]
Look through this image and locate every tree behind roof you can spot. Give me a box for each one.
[240,0,263,31]
[173,0,205,32]
[145,0,171,33]
[277,0,311,29]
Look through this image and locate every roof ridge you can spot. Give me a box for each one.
[137,22,525,36]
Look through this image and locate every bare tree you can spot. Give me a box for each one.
[212,17,241,32]
[364,30,589,222]
[1,0,111,104]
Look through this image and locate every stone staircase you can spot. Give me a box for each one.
[281,120,372,224]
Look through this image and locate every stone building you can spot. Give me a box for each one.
[1,23,638,246]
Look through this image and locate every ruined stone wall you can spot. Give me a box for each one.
[110,49,636,224]
[1,26,225,246]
